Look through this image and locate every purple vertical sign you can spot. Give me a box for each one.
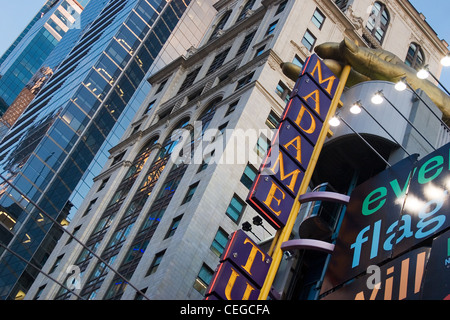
[205,230,271,300]
[247,54,338,230]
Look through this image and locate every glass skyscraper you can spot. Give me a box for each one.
[0,0,85,115]
[0,0,215,300]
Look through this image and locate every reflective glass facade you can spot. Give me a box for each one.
[0,0,201,300]
[0,0,84,114]
[0,0,59,67]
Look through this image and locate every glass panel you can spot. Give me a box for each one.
[126,11,150,40]
[105,40,132,69]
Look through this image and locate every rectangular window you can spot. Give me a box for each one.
[293,55,304,69]
[66,225,81,245]
[236,71,255,90]
[112,151,126,165]
[34,285,46,300]
[254,46,265,58]
[83,198,97,216]
[147,250,165,275]
[198,150,215,173]
[275,81,292,103]
[237,30,256,55]
[275,0,288,15]
[266,110,280,129]
[211,228,229,257]
[165,215,182,239]
[193,264,214,295]
[49,255,64,274]
[302,29,317,52]
[178,67,201,93]
[182,182,199,204]
[98,177,109,192]
[155,78,167,94]
[225,100,238,117]
[255,135,270,158]
[218,122,228,134]
[207,48,230,75]
[266,20,278,36]
[240,164,258,189]
[144,100,156,114]
[226,194,246,223]
[312,9,326,29]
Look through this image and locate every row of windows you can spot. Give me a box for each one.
[47,90,281,299]
[357,1,426,69]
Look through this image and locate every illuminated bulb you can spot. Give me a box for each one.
[441,53,450,67]
[371,92,384,105]
[350,102,362,114]
[329,116,340,127]
[417,68,429,80]
[395,80,407,91]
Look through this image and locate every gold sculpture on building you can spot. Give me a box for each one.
[282,38,450,121]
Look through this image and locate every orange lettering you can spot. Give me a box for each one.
[283,136,302,164]
[241,238,266,275]
[224,267,256,300]
[263,181,285,216]
[295,104,316,134]
[269,151,302,193]
[310,59,337,95]
[302,89,321,115]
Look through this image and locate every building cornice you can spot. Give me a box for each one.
[398,0,448,53]
[148,5,266,85]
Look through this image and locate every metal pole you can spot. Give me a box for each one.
[404,80,450,131]
[429,71,450,96]
[382,93,436,151]
[339,116,391,168]
[358,104,411,156]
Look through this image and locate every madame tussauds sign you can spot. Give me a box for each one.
[321,142,450,300]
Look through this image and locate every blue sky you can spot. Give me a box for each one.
[0,0,449,89]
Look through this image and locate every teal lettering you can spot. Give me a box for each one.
[418,156,444,184]
[415,191,447,239]
[362,187,387,216]
[389,168,416,198]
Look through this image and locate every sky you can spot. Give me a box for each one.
[0,0,449,89]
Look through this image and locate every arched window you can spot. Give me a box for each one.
[405,42,425,69]
[209,10,231,41]
[366,2,390,44]
[160,117,190,157]
[237,0,256,22]
[123,136,159,180]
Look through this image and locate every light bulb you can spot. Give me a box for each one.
[395,80,407,91]
[350,102,362,114]
[371,92,384,105]
[441,54,450,67]
[417,68,429,80]
[329,116,340,127]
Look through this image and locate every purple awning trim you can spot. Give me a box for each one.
[281,239,335,254]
